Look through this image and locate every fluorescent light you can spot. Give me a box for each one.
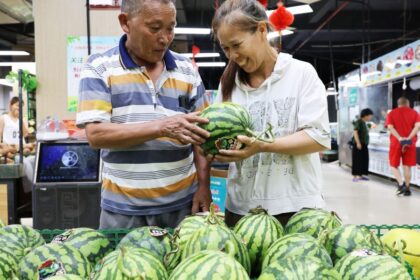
[267,4,313,16]
[181,53,220,58]
[0,62,31,67]
[196,62,226,67]
[175,28,210,35]
[0,51,30,56]
[267,30,294,40]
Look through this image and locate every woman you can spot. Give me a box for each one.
[0,96,29,145]
[210,0,331,227]
[352,108,373,182]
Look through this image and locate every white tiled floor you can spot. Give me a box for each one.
[323,161,420,225]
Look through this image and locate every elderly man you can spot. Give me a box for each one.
[385,97,420,196]
[76,0,212,229]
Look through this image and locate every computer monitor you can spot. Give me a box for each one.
[34,141,102,184]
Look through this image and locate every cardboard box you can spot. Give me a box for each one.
[210,168,228,213]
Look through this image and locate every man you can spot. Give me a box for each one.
[385,97,420,196]
[76,0,212,229]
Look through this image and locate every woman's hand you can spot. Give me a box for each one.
[213,135,264,163]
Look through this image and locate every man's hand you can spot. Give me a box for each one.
[160,112,210,145]
[214,135,263,163]
[192,185,212,214]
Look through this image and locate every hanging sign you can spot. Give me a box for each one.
[361,39,420,86]
[67,36,119,112]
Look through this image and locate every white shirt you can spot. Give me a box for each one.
[214,53,331,215]
[2,114,25,145]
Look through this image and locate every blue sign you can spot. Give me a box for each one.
[210,176,227,213]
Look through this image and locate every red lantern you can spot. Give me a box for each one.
[257,0,268,8]
[269,1,294,31]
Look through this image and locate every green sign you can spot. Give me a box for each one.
[348,87,358,107]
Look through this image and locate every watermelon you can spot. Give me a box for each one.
[0,224,45,262]
[285,208,342,239]
[324,224,386,264]
[0,247,19,280]
[262,233,332,270]
[18,243,91,279]
[164,207,226,272]
[117,226,172,263]
[0,218,4,228]
[52,227,113,266]
[335,249,411,280]
[91,247,168,280]
[45,275,84,280]
[182,204,251,274]
[169,249,250,280]
[198,102,274,155]
[233,205,284,276]
[259,256,341,280]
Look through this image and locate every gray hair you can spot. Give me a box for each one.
[121,0,175,17]
[212,0,272,37]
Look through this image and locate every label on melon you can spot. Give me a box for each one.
[149,228,167,237]
[215,137,243,151]
[51,232,71,244]
[38,260,66,279]
[350,249,378,257]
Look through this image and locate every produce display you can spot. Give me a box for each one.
[0,206,416,279]
[198,102,274,155]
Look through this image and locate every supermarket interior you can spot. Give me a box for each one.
[1,0,420,279]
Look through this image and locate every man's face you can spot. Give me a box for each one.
[123,1,176,64]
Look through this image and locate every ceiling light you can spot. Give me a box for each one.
[267,30,294,40]
[196,62,226,67]
[175,28,211,35]
[267,4,313,16]
[0,51,30,56]
[181,53,220,58]
[293,0,321,4]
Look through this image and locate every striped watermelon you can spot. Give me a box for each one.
[53,227,113,266]
[324,224,386,264]
[0,218,4,228]
[164,207,226,272]
[45,275,84,280]
[259,256,341,280]
[335,249,411,280]
[182,205,251,274]
[262,233,332,270]
[18,243,91,279]
[91,247,168,280]
[285,208,342,239]
[198,102,274,155]
[117,226,172,263]
[169,250,250,280]
[0,224,45,262]
[233,206,284,276]
[0,247,18,280]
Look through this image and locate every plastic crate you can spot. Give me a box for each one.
[364,224,420,237]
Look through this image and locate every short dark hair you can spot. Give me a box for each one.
[121,0,175,17]
[10,96,23,106]
[360,108,373,118]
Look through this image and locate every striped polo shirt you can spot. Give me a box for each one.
[76,35,210,216]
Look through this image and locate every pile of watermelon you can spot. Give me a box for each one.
[0,204,416,279]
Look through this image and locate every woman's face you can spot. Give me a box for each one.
[217,23,267,74]
[10,102,20,117]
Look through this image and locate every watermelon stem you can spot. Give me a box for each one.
[164,231,180,267]
[223,240,237,259]
[247,123,275,144]
[317,228,330,247]
[206,203,220,225]
[249,205,268,215]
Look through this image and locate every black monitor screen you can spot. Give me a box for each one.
[36,142,100,183]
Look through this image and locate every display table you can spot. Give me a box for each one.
[0,164,24,225]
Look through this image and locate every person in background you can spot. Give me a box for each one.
[0,96,29,146]
[210,0,330,227]
[76,0,212,229]
[352,108,373,182]
[385,97,420,196]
